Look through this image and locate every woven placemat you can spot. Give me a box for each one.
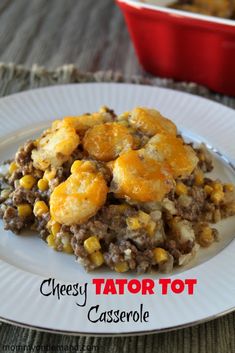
[0,63,234,353]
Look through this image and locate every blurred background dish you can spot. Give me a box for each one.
[141,0,235,19]
[116,0,235,96]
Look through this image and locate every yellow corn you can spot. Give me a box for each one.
[114,261,129,273]
[175,182,188,196]
[46,233,56,248]
[33,200,49,217]
[43,169,56,181]
[37,178,48,191]
[224,183,234,192]
[126,217,141,230]
[63,243,74,254]
[146,221,156,236]
[212,182,223,192]
[194,170,204,186]
[84,236,101,254]
[210,191,224,205]
[153,248,168,264]
[198,227,214,247]
[19,175,36,189]
[17,204,32,217]
[139,210,151,225]
[51,222,61,236]
[9,161,17,175]
[204,185,213,195]
[90,251,104,267]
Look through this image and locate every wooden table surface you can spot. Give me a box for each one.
[0,0,142,75]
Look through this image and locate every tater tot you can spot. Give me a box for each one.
[62,107,113,136]
[112,149,175,202]
[32,121,80,171]
[83,122,134,162]
[129,107,177,137]
[146,133,198,178]
[50,161,108,225]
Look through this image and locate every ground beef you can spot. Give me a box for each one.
[195,145,213,172]
[176,187,206,221]
[164,239,182,263]
[11,187,42,206]
[32,212,50,240]
[103,241,139,271]
[15,140,35,164]
[71,220,109,244]
[3,206,34,233]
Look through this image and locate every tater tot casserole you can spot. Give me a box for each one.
[0,106,235,273]
[141,0,235,19]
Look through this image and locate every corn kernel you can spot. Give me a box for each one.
[71,160,83,174]
[126,217,141,230]
[43,169,56,181]
[210,191,224,205]
[114,261,129,273]
[146,221,156,236]
[212,182,223,192]
[33,200,49,217]
[51,222,61,236]
[84,236,101,254]
[153,248,168,264]
[19,175,36,189]
[224,184,234,192]
[194,170,204,186]
[90,251,104,267]
[204,185,213,195]
[175,182,188,196]
[37,178,48,191]
[138,210,151,225]
[198,227,214,247]
[9,161,17,175]
[46,233,56,248]
[17,204,32,217]
[63,243,74,254]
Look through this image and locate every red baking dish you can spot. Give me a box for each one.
[116,0,235,96]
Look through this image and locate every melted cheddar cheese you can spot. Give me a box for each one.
[83,122,134,162]
[112,149,175,202]
[50,160,108,225]
[129,107,177,137]
[146,133,198,178]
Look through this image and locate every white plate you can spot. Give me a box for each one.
[0,83,235,336]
